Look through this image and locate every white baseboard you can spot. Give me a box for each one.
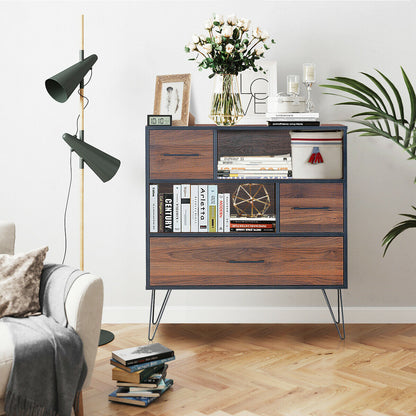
[103,306,416,324]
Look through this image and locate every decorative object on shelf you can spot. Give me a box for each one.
[287,74,300,96]
[232,183,271,217]
[153,74,194,126]
[147,115,172,126]
[45,15,120,346]
[303,63,316,112]
[185,14,275,126]
[321,67,416,254]
[238,61,277,124]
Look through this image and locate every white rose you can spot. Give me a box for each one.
[253,26,262,39]
[255,45,265,56]
[227,14,238,25]
[205,18,214,30]
[222,26,233,38]
[214,14,224,25]
[214,34,222,45]
[187,42,197,51]
[261,30,269,40]
[204,43,213,54]
[237,18,250,32]
[225,44,234,54]
[192,34,200,44]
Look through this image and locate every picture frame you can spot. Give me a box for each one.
[238,61,277,125]
[153,74,193,126]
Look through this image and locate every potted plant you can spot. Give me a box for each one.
[185,13,275,126]
[322,68,416,254]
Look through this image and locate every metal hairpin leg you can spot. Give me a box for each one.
[321,289,345,340]
[148,289,172,341]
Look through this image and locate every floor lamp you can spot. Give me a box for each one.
[45,16,120,346]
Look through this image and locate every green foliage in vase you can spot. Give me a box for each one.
[321,68,416,255]
[185,13,275,77]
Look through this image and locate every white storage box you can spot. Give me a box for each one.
[290,130,343,179]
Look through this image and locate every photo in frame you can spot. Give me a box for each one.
[238,61,277,124]
[153,74,193,126]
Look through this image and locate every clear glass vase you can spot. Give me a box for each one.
[209,73,244,126]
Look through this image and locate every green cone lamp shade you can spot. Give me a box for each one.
[45,54,98,103]
[63,133,121,182]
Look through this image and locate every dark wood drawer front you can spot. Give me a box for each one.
[280,183,343,232]
[149,130,213,179]
[150,237,343,287]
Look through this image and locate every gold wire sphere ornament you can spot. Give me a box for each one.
[232,183,271,217]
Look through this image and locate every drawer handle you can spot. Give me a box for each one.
[293,206,330,210]
[227,260,265,264]
[162,153,200,157]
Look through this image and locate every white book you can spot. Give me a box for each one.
[190,185,199,233]
[150,185,158,233]
[220,155,291,162]
[181,184,191,232]
[224,193,230,232]
[266,112,319,118]
[208,185,218,232]
[217,193,224,232]
[173,185,181,233]
[198,185,208,232]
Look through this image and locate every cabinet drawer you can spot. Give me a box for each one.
[149,237,343,287]
[280,183,343,232]
[149,130,213,179]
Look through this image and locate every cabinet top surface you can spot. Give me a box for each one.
[146,124,348,132]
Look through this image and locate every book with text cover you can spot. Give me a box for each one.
[163,194,173,232]
[181,184,191,232]
[217,193,224,232]
[224,193,230,232]
[149,185,158,233]
[190,185,199,232]
[110,356,175,372]
[112,343,174,367]
[173,184,181,232]
[208,185,218,232]
[198,185,208,232]
[112,363,166,384]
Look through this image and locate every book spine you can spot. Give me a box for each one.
[230,223,275,228]
[224,193,230,232]
[268,121,320,126]
[173,185,181,232]
[190,185,199,232]
[231,227,275,232]
[198,185,208,232]
[163,194,173,232]
[217,193,224,232]
[125,352,175,367]
[110,356,175,372]
[181,184,191,232]
[208,185,217,232]
[158,193,164,233]
[150,185,158,233]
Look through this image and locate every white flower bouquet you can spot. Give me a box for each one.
[185,13,275,77]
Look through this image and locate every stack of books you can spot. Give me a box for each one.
[108,343,175,407]
[266,112,320,126]
[230,215,276,232]
[217,155,292,179]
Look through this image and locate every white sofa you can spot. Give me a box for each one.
[0,222,104,415]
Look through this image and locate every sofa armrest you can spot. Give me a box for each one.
[65,273,103,389]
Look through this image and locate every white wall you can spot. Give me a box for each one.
[1,0,416,324]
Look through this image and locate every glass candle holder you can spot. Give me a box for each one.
[302,63,316,112]
[287,75,300,96]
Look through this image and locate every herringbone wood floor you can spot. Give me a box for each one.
[85,324,416,416]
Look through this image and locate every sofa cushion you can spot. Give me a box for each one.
[0,247,48,318]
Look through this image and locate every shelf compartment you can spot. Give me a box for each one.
[149,130,214,179]
[280,183,343,233]
[149,236,343,287]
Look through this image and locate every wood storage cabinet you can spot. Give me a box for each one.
[146,125,347,290]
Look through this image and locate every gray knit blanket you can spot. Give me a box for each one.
[2,264,88,416]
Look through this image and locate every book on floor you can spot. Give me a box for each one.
[108,379,173,407]
[110,355,175,372]
[112,363,167,384]
[112,343,174,367]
